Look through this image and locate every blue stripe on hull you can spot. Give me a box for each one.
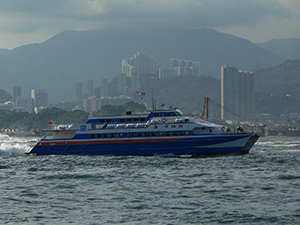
[30,135,255,156]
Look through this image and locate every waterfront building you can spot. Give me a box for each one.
[117,73,126,94]
[76,82,83,103]
[89,96,99,112]
[87,80,94,98]
[12,86,21,103]
[221,65,255,121]
[15,97,28,112]
[31,90,49,113]
[84,98,91,112]
[101,78,108,97]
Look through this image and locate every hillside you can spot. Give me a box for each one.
[256,38,300,59]
[254,60,300,115]
[0,28,283,103]
[137,75,221,115]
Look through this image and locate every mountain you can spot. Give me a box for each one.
[255,60,300,115]
[0,48,9,56]
[256,38,300,59]
[0,28,284,103]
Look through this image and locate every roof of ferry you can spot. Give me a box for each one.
[87,108,182,119]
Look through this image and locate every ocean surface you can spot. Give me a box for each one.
[1,134,300,224]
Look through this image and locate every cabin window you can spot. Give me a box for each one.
[103,133,109,138]
[131,133,136,137]
[186,131,191,136]
[151,132,157,137]
[140,118,146,122]
[179,131,185,136]
[91,124,96,129]
[106,119,112,123]
[158,132,164,136]
[120,119,125,123]
[133,118,139,122]
[117,133,123,138]
[111,133,116,138]
[167,112,176,116]
[172,131,178,136]
[165,131,171,136]
[153,113,159,117]
[99,119,105,124]
[90,134,96,139]
[97,134,102,138]
[124,133,129,137]
[145,132,150,137]
[138,132,143,137]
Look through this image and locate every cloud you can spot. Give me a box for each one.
[0,0,298,49]
[0,0,294,31]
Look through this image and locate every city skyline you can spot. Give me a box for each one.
[0,1,299,50]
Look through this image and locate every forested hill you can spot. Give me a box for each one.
[0,28,283,103]
[255,60,300,95]
[256,39,300,59]
[254,60,300,115]
[137,75,221,115]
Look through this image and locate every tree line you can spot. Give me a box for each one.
[0,102,145,132]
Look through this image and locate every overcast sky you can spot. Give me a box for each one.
[0,0,299,49]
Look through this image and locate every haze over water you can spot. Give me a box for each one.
[1,134,300,224]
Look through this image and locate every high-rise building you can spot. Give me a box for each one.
[15,96,28,112]
[117,73,126,94]
[31,90,48,113]
[87,80,94,98]
[122,52,161,90]
[221,65,255,121]
[12,86,21,103]
[89,96,99,112]
[101,78,108,97]
[122,52,161,77]
[169,58,201,76]
[76,82,83,103]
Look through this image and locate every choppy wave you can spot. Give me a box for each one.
[1,135,300,224]
[0,134,38,156]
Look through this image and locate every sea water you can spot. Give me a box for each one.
[1,134,300,224]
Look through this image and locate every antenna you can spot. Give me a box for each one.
[136,91,152,111]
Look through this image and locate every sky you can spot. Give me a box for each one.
[0,0,299,50]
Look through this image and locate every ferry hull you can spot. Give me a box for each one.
[29,134,259,156]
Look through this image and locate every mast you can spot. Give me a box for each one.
[200,97,210,121]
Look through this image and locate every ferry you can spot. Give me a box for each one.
[28,106,259,156]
